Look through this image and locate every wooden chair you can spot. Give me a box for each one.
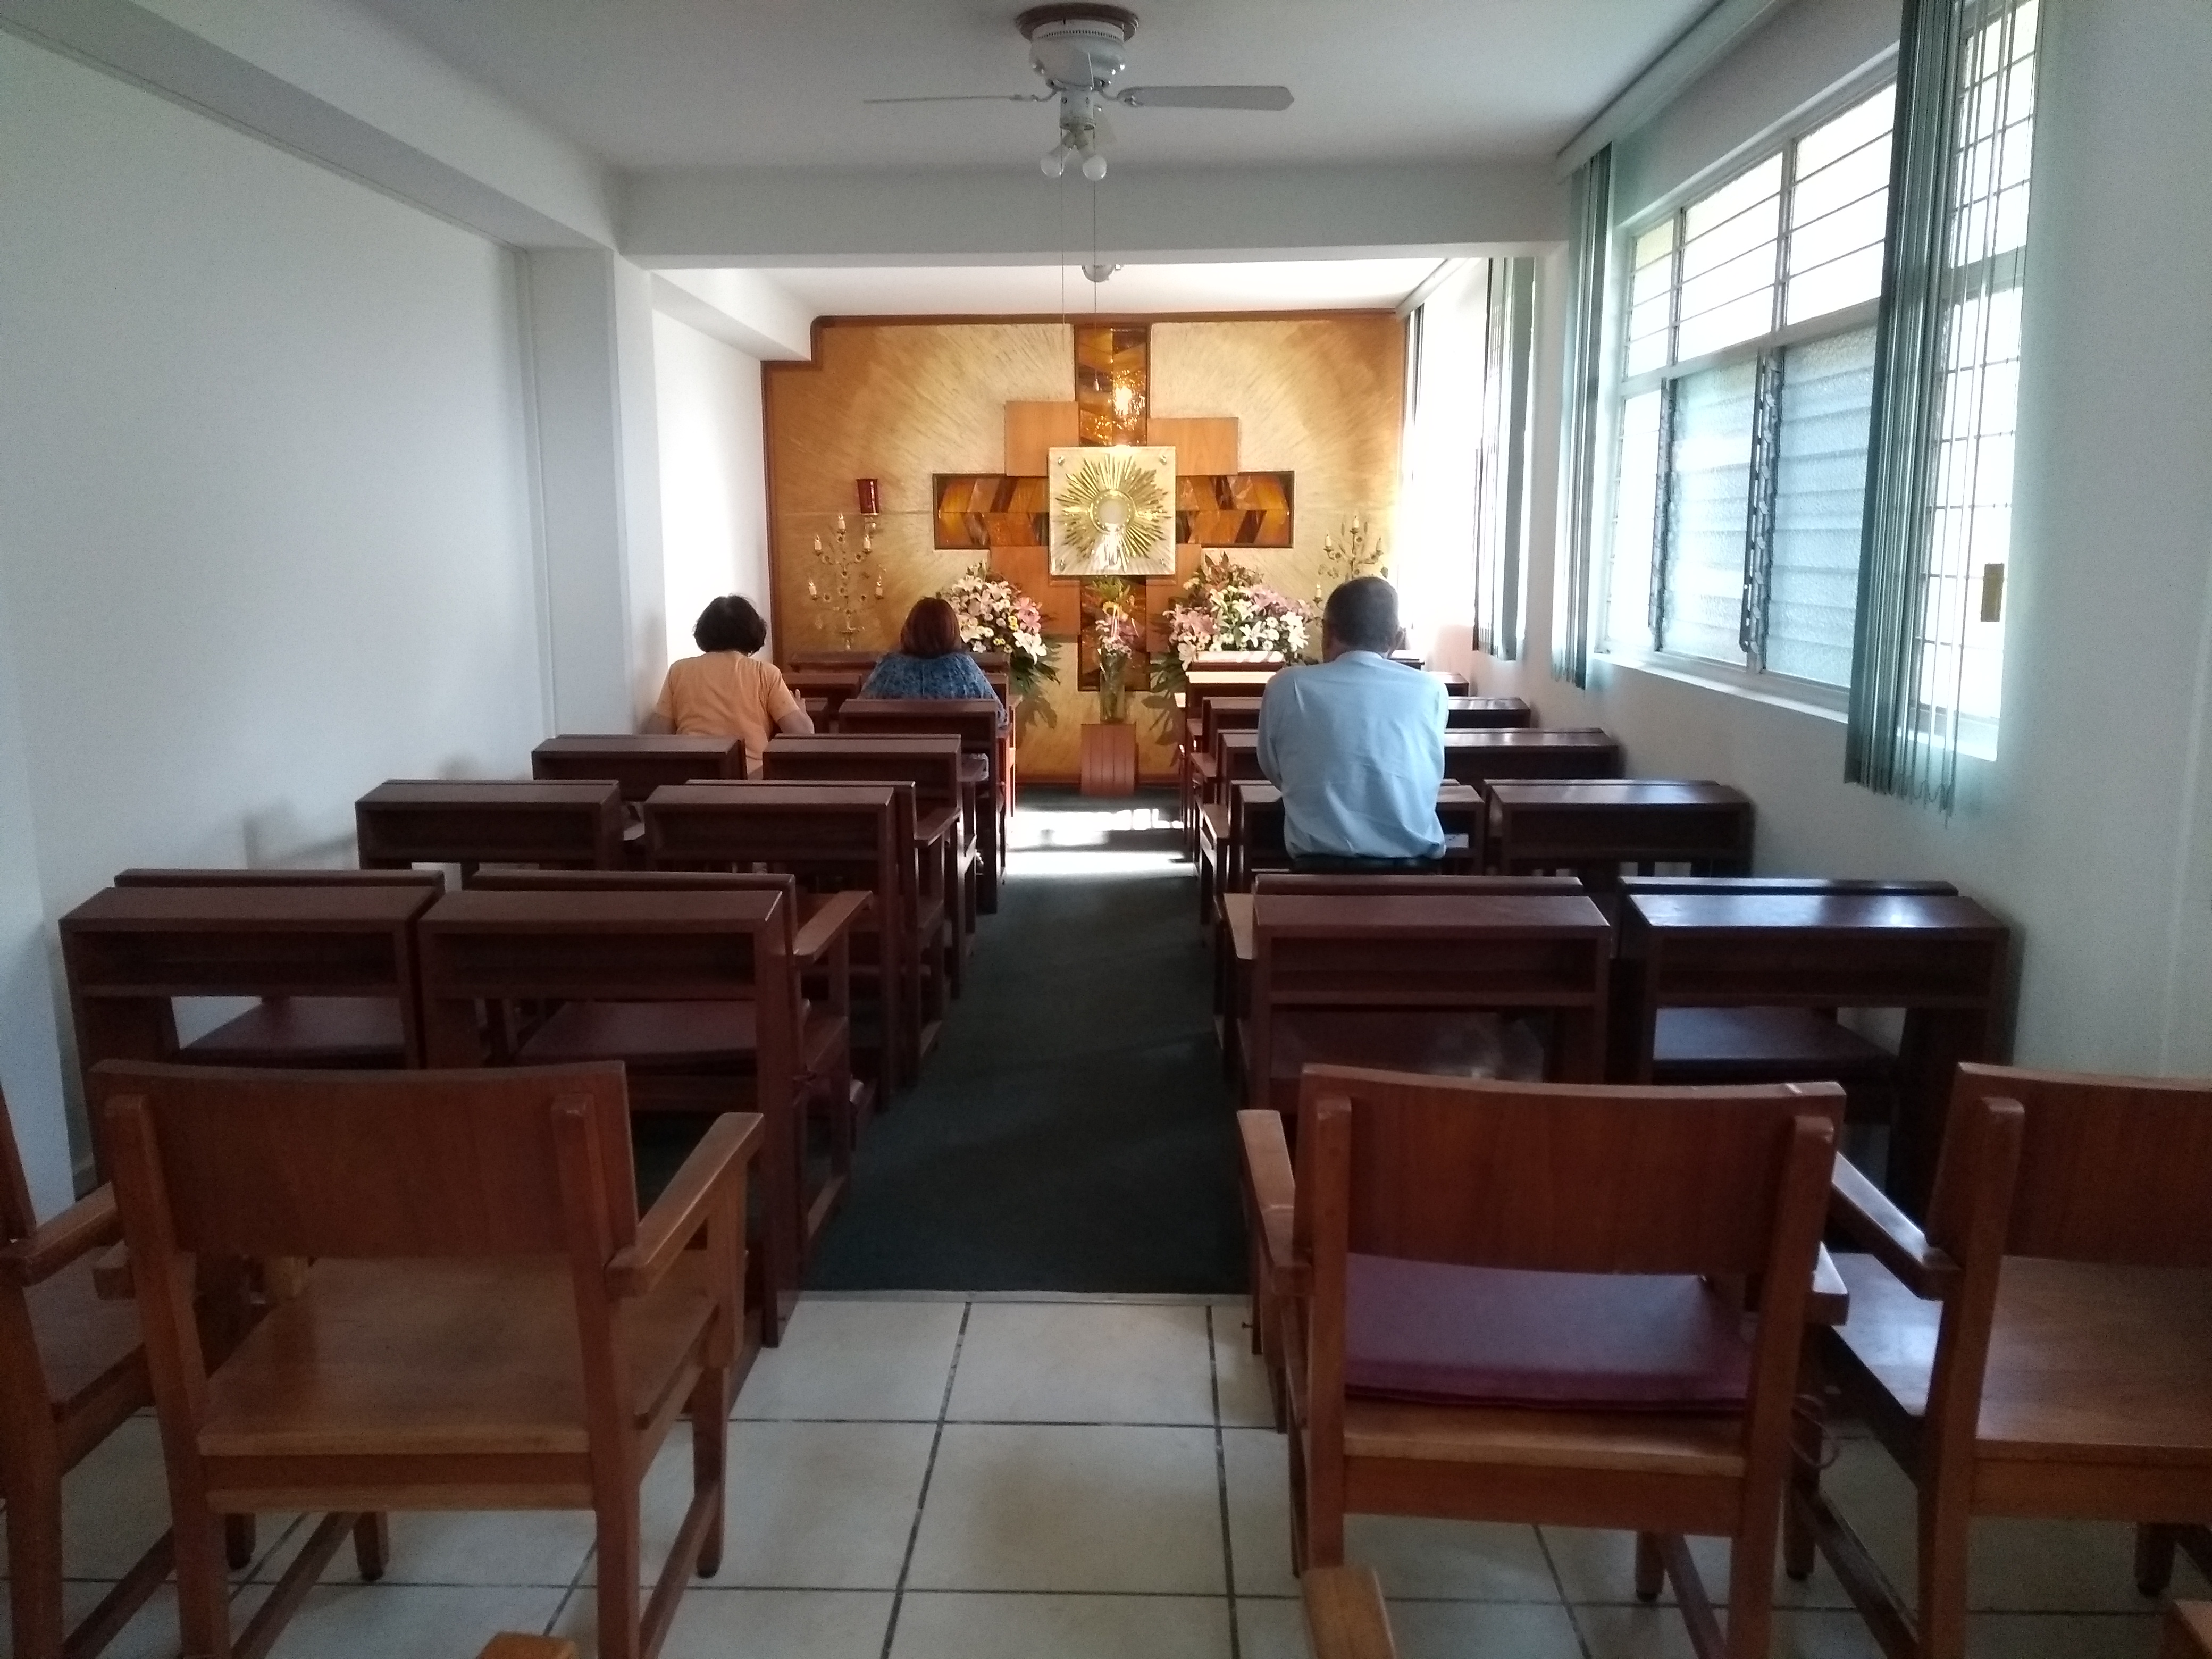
[832,698,1008,914]
[416,887,812,1344]
[96,1060,755,1659]
[1792,1063,2212,1659]
[0,1085,174,1659]
[1249,1066,1841,1659]
[1241,886,1612,1116]
[645,781,925,1091]
[356,780,624,882]
[1302,1566,1398,1659]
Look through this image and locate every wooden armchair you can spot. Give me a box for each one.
[96,1060,756,1659]
[1247,1065,1840,1659]
[0,1085,172,1659]
[1791,1062,2212,1659]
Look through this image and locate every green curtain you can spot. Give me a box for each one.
[1847,0,2035,807]
[1551,148,1612,688]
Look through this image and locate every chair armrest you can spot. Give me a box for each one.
[0,1186,120,1287]
[1303,1566,1397,1659]
[1238,1109,1306,1296]
[1830,1156,1958,1298]
[610,1112,763,1298]
[794,890,870,962]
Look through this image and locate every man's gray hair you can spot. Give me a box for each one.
[1323,576,1401,655]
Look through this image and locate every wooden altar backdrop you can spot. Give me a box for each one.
[763,314,1405,783]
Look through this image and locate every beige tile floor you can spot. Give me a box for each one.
[10,1294,2206,1657]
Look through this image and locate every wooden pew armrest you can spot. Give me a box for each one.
[794,890,870,962]
[609,1112,763,1298]
[1237,1109,1306,1296]
[1830,1156,1958,1298]
[0,1186,120,1287]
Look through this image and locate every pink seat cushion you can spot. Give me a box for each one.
[1344,1254,1753,1411]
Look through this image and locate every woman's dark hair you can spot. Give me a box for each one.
[898,596,966,659]
[693,595,768,656]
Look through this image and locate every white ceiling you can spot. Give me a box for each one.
[349,0,1711,171]
[757,257,1447,316]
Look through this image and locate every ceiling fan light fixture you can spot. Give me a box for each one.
[1081,148,1109,181]
[1040,143,1071,177]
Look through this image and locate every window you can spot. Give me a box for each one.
[1601,85,1896,690]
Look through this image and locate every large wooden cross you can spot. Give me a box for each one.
[929,323,1293,656]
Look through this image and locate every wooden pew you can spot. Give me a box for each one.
[58,883,438,1143]
[1241,886,1612,1116]
[1615,877,1959,1124]
[356,780,623,881]
[1179,672,1279,845]
[1441,727,1622,787]
[644,782,929,1090]
[1422,668,1472,694]
[531,733,745,795]
[98,869,443,1073]
[785,650,882,669]
[1486,779,1754,885]
[1445,696,1532,728]
[782,666,868,722]
[468,869,872,1262]
[1226,780,1487,896]
[832,698,1008,914]
[764,734,973,986]
[1616,887,2009,1210]
[416,886,808,1343]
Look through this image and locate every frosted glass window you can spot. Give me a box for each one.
[1767,328,1878,684]
[1787,88,1895,325]
[1625,222,1677,377]
[1676,156,1782,361]
[1605,389,1664,653]
[1662,362,1757,666]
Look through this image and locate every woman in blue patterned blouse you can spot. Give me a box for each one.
[854,597,1009,727]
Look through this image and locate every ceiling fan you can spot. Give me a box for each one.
[864,3,1293,182]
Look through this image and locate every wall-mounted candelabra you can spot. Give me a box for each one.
[1314,515,1387,604]
[807,512,884,642]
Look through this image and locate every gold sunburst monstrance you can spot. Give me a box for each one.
[1048,446,1175,576]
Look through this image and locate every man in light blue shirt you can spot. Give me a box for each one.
[1256,577,1447,869]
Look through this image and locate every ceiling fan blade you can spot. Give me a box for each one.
[862,92,1048,105]
[1115,84,1293,111]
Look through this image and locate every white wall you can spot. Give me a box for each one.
[0,32,551,1202]
[652,311,772,665]
[1462,0,2212,1078]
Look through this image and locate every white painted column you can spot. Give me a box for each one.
[523,247,668,732]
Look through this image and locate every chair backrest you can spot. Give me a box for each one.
[1932,1062,2212,1265]
[356,780,623,875]
[1299,1061,1838,1312]
[94,1060,638,1260]
[531,734,745,799]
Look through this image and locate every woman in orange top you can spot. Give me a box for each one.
[646,595,811,773]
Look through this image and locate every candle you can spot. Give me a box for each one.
[812,535,823,553]
[836,513,846,532]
